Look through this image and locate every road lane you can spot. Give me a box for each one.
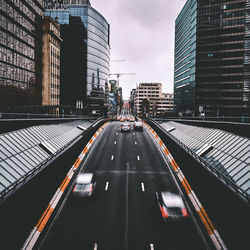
[39,121,207,250]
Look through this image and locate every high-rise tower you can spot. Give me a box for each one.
[174,0,250,117]
[45,0,110,115]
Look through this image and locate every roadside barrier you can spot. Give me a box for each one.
[22,122,109,250]
[144,122,227,250]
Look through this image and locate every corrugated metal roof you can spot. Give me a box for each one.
[159,121,250,197]
[0,120,93,200]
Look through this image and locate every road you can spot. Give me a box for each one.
[39,122,208,250]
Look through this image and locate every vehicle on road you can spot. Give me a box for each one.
[134,121,143,131]
[121,123,131,132]
[72,173,96,197]
[156,191,188,221]
[120,116,125,122]
[130,116,135,122]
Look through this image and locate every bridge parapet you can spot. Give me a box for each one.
[0,118,105,204]
[149,119,250,204]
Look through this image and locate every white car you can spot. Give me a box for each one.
[72,173,96,197]
[156,191,188,221]
[121,123,131,132]
[134,121,143,131]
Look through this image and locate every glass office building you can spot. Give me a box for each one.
[175,0,250,117]
[174,0,197,116]
[0,0,44,109]
[45,0,110,111]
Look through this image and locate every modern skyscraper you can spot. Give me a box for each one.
[174,0,250,117]
[45,0,110,115]
[60,16,87,113]
[0,0,44,109]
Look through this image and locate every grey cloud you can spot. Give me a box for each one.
[92,0,186,98]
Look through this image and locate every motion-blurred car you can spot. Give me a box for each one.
[120,117,125,122]
[156,191,188,221]
[72,173,96,197]
[134,121,143,131]
[130,116,135,122]
[121,123,131,132]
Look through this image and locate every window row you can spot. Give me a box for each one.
[0,0,35,34]
[0,46,35,71]
[0,15,35,47]
[0,33,34,59]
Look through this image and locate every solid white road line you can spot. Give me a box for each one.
[105,182,109,191]
[114,141,117,144]
[135,141,137,145]
[141,182,145,192]
[137,155,140,161]
[111,155,114,160]
[150,243,154,250]
[94,243,98,250]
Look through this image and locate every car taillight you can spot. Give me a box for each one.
[89,184,93,193]
[181,208,188,217]
[73,185,76,192]
[160,206,168,218]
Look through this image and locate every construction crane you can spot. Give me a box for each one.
[109,73,136,88]
[109,73,136,115]
[110,59,126,62]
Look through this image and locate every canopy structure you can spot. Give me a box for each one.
[0,120,93,202]
[158,121,250,202]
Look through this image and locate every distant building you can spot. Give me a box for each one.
[42,16,62,114]
[0,0,44,110]
[60,16,87,115]
[175,0,250,117]
[108,80,118,114]
[129,88,136,115]
[45,0,110,115]
[134,83,173,117]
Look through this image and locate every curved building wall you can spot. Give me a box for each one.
[70,6,110,99]
[45,1,110,104]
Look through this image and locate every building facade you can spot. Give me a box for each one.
[129,88,136,115]
[134,83,174,117]
[45,0,110,114]
[175,0,250,117]
[60,16,87,114]
[42,16,61,111]
[0,0,44,109]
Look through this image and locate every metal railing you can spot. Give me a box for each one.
[0,117,106,204]
[148,119,250,204]
[0,112,101,120]
[154,116,250,124]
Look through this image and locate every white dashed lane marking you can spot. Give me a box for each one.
[94,243,98,250]
[111,155,114,160]
[114,141,117,144]
[141,182,145,192]
[135,141,137,145]
[116,132,118,135]
[137,155,140,161]
[150,243,154,250]
[105,182,109,191]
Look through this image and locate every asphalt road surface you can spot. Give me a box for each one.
[39,122,208,250]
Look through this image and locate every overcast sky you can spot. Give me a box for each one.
[92,0,187,99]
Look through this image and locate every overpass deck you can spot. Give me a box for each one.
[157,120,250,203]
[0,120,93,203]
